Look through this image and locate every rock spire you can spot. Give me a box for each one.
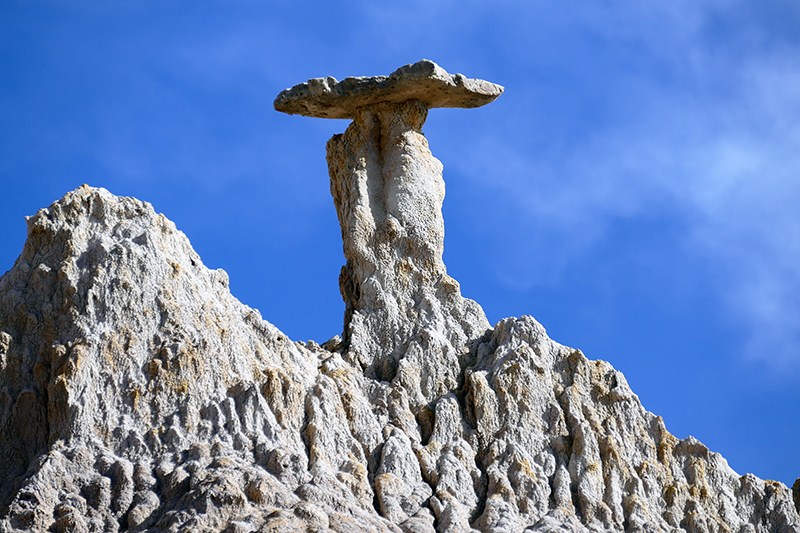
[275,60,502,405]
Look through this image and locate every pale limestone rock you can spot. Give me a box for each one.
[280,62,497,407]
[0,61,799,533]
[1,187,799,533]
[326,97,491,407]
[0,186,384,532]
[375,428,432,523]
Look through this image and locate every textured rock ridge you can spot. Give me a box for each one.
[1,61,799,533]
[0,186,798,533]
[327,98,489,405]
[0,186,324,532]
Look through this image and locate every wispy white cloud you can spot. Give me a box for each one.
[440,1,800,370]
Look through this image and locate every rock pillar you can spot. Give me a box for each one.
[275,60,503,403]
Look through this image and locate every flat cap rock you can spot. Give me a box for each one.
[274,59,503,119]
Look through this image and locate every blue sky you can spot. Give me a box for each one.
[2,1,799,485]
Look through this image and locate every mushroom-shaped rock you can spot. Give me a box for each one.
[274,59,503,119]
[275,61,499,405]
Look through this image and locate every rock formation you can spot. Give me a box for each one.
[281,60,502,406]
[0,60,798,533]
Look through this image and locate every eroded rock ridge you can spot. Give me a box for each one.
[0,61,798,533]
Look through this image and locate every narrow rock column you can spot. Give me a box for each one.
[275,60,503,404]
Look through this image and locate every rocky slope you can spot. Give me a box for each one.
[1,191,798,533]
[1,61,800,533]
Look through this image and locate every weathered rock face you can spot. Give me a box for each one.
[1,61,799,533]
[0,186,324,532]
[1,186,799,533]
[328,98,489,405]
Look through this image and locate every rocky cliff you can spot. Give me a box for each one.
[1,61,798,533]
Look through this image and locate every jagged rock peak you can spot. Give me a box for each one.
[1,186,798,531]
[0,185,323,531]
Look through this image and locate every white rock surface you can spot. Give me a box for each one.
[1,186,798,533]
[327,97,491,407]
[1,61,799,532]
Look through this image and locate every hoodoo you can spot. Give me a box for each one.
[0,61,797,532]
[275,60,502,405]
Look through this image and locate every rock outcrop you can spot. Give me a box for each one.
[273,59,503,119]
[0,61,798,532]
